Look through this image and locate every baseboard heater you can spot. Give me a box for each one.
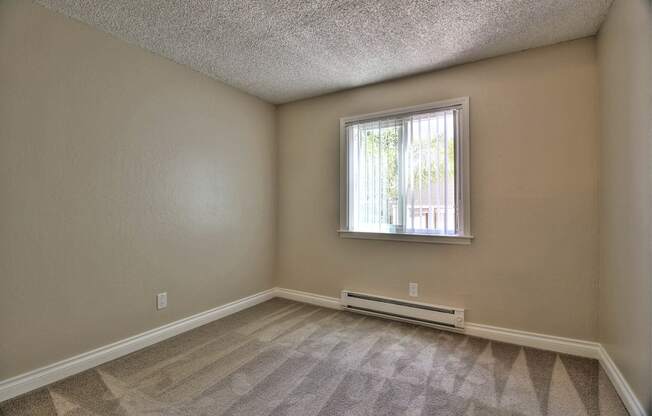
[340,290,465,331]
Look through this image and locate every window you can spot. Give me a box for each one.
[339,97,472,244]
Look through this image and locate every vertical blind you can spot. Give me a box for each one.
[346,108,459,235]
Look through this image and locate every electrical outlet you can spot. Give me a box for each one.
[409,282,418,297]
[157,292,167,310]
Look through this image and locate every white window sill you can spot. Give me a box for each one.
[337,230,474,245]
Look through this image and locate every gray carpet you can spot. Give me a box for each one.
[0,298,629,415]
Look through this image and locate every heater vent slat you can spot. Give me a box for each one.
[341,290,465,330]
[346,292,455,314]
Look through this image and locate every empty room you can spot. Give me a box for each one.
[1,0,651,415]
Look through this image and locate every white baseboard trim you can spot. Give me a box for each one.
[598,345,647,416]
[0,288,275,403]
[274,287,343,310]
[464,323,601,359]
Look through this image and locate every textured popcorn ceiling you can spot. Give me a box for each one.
[35,0,612,104]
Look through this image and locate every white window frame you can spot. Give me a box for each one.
[338,97,472,245]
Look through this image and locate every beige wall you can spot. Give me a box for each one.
[597,0,652,412]
[0,0,276,380]
[277,38,600,341]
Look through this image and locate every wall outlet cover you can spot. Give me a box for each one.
[409,283,418,297]
[157,292,168,310]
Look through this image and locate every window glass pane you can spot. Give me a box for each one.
[346,106,459,236]
[405,110,456,234]
[347,120,401,232]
